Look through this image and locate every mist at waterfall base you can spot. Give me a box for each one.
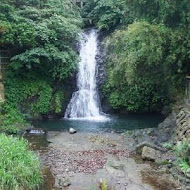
[64,29,108,121]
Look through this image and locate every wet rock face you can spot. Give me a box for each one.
[156,113,176,143]
[96,32,113,113]
[96,40,107,88]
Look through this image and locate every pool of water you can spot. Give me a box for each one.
[32,114,165,133]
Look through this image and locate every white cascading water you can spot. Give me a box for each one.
[64,29,107,121]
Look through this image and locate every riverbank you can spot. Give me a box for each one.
[28,131,180,190]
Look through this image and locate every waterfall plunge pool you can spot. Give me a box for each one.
[32,114,165,133]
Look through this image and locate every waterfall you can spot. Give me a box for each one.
[64,29,107,121]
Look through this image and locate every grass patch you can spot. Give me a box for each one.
[0,134,43,190]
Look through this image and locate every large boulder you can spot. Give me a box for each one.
[142,146,162,161]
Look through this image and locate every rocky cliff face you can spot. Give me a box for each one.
[96,32,113,113]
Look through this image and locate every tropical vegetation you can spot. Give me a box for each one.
[0,0,82,132]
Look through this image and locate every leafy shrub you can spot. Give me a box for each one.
[0,0,81,122]
[125,0,190,29]
[82,0,129,30]
[0,92,27,134]
[162,142,173,150]
[4,74,63,118]
[0,104,27,134]
[175,140,190,173]
[51,91,65,114]
[83,0,190,33]
[179,160,190,174]
[103,21,187,112]
[0,134,42,189]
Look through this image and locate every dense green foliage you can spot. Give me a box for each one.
[0,0,82,129]
[0,104,26,134]
[0,0,82,80]
[103,22,187,112]
[84,0,190,112]
[0,134,42,189]
[83,0,190,32]
[1,0,190,121]
[4,73,66,117]
[82,0,129,30]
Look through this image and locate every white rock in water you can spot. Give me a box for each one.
[69,128,76,134]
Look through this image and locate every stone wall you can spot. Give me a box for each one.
[174,107,190,142]
[170,106,190,190]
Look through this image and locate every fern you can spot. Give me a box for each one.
[179,159,190,173]
[176,140,190,174]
